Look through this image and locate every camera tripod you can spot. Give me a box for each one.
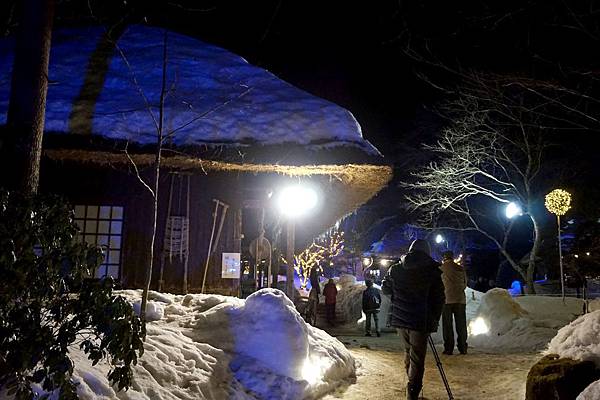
[428,336,454,400]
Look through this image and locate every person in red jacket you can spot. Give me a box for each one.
[323,278,338,325]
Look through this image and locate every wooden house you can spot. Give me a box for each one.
[0,25,392,295]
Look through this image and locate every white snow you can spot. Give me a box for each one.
[578,380,600,400]
[547,310,600,367]
[7,288,355,400]
[335,278,584,353]
[547,310,600,400]
[466,289,585,352]
[0,26,379,155]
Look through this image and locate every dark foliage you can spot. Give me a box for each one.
[0,191,144,399]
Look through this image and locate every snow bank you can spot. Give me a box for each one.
[468,289,584,352]
[547,310,600,367]
[578,380,600,400]
[16,288,355,400]
[547,311,600,400]
[323,275,391,328]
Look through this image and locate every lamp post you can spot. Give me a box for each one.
[277,185,318,299]
[545,189,572,302]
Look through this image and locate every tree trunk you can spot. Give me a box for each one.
[526,215,541,294]
[6,0,55,194]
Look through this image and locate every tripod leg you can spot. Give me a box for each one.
[428,336,455,400]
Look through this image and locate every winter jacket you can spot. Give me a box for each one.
[440,259,467,304]
[323,282,338,305]
[362,286,382,313]
[381,250,445,332]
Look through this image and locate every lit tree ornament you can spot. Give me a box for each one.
[545,189,572,302]
[545,189,572,216]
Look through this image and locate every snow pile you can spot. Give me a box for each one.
[547,311,600,400]
[321,275,390,328]
[15,288,355,400]
[578,380,600,400]
[547,310,600,366]
[0,26,379,155]
[467,289,583,352]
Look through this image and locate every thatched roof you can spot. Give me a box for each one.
[46,148,392,220]
[1,25,392,214]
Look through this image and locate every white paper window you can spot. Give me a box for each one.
[74,205,124,280]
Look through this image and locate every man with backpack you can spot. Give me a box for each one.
[362,279,382,336]
[382,239,445,400]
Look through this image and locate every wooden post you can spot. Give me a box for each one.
[286,219,295,299]
[558,215,565,302]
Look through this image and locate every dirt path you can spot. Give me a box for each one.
[323,332,540,400]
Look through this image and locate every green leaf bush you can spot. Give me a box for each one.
[0,191,144,399]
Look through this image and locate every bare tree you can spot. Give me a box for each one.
[112,29,252,320]
[406,73,551,293]
[5,0,54,194]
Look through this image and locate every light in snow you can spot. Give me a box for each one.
[469,317,489,335]
[302,356,331,384]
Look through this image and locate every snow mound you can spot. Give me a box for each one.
[547,310,600,367]
[468,289,575,352]
[578,380,600,400]
[16,288,355,400]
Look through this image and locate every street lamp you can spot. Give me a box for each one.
[505,202,522,219]
[545,189,572,302]
[277,184,318,298]
[435,234,444,244]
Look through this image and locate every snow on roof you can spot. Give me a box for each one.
[0,25,380,155]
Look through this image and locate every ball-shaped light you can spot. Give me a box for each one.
[545,189,572,216]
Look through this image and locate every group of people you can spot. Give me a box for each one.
[360,239,467,400]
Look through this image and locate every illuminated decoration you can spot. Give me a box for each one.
[545,189,572,216]
[286,229,344,289]
[545,188,572,302]
[379,258,392,267]
[505,202,523,219]
[469,317,489,336]
[454,253,463,264]
[277,185,318,218]
[362,257,373,267]
[435,234,444,244]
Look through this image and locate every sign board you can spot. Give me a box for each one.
[221,252,241,279]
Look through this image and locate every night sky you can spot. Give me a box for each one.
[2,0,600,218]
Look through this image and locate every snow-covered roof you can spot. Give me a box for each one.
[0,25,380,156]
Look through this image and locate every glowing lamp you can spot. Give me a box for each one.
[435,234,444,244]
[505,202,522,219]
[379,259,391,267]
[545,189,572,216]
[545,188,572,302]
[362,257,373,267]
[277,185,318,218]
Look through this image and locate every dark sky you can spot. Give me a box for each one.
[2,0,600,217]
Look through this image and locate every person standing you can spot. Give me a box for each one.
[362,279,381,337]
[323,278,338,325]
[440,250,468,355]
[382,239,445,400]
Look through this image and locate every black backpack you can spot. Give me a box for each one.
[364,288,381,310]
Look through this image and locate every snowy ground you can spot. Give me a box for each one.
[8,289,356,400]
[327,275,586,353]
[322,332,539,400]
